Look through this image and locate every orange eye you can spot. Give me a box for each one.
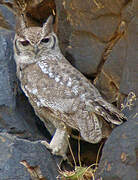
[20,40,30,46]
[41,38,50,43]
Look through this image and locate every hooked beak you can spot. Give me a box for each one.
[34,46,39,54]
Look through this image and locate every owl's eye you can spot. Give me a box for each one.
[20,40,30,46]
[41,38,50,43]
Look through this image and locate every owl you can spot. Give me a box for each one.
[13,15,125,159]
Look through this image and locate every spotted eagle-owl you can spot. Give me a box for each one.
[13,16,125,159]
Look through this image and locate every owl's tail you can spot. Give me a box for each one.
[86,98,126,125]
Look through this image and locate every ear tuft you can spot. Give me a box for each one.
[16,15,27,35]
[42,15,54,35]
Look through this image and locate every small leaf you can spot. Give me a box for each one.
[61,166,87,180]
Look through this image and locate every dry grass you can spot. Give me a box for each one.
[121,92,136,111]
[58,140,103,180]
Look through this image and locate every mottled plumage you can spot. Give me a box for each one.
[13,16,125,158]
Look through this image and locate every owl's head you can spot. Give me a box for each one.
[14,16,59,64]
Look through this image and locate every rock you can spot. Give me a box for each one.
[0,94,51,141]
[55,0,72,53]
[120,15,138,96]
[95,36,127,103]
[67,31,105,75]
[25,0,56,26]
[0,31,16,108]
[55,0,138,105]
[94,0,138,103]
[0,1,16,30]
[55,0,128,77]
[99,0,127,15]
[0,1,137,179]
[0,133,59,180]
[96,99,138,180]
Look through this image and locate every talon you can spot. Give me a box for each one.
[41,140,51,149]
[52,147,59,154]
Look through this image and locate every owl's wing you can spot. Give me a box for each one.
[37,59,125,124]
[85,95,125,125]
[76,109,103,143]
[24,59,125,128]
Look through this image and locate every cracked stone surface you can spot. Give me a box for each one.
[67,31,105,75]
[120,15,138,96]
[0,32,16,108]
[56,0,138,104]
[0,0,137,179]
[95,99,138,180]
[0,133,59,180]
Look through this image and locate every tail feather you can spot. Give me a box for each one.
[85,98,126,125]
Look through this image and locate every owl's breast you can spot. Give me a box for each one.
[20,62,77,111]
[19,62,81,129]
[20,59,101,107]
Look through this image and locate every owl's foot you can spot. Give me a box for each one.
[41,128,68,160]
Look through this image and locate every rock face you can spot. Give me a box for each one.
[0,133,59,180]
[0,0,138,179]
[67,31,105,76]
[96,100,138,180]
[55,0,138,104]
[0,32,16,108]
[120,15,138,96]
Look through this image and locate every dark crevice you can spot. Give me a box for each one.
[95,20,127,79]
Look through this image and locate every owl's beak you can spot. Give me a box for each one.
[34,46,39,54]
